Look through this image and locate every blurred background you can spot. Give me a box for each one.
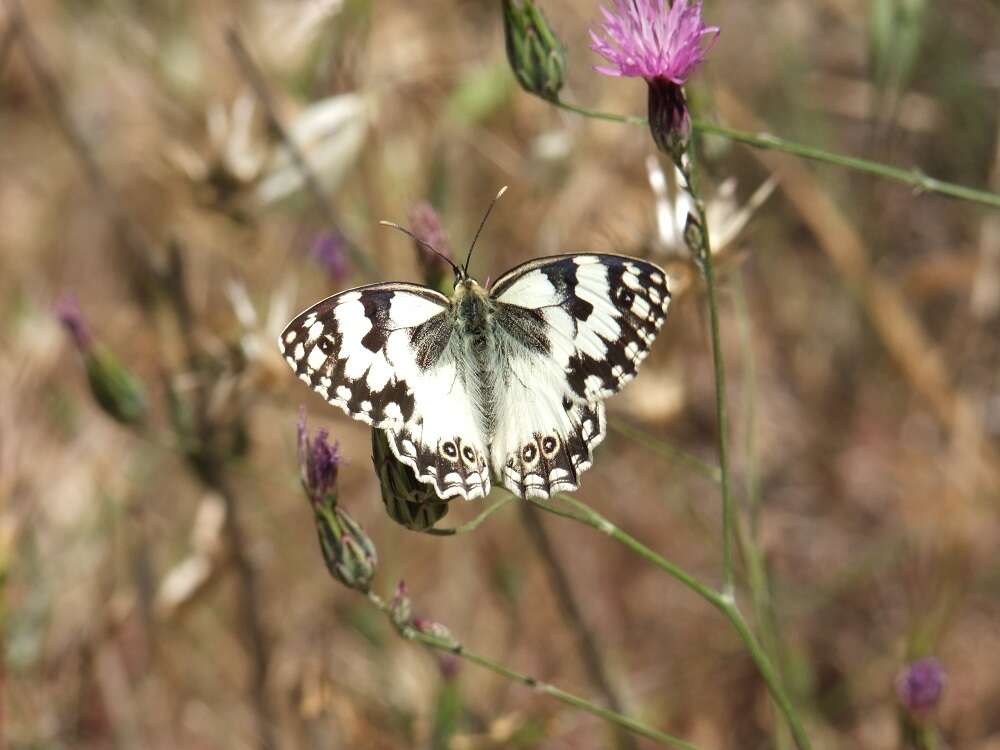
[3,0,1000,748]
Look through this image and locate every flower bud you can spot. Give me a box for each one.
[502,0,566,102]
[313,502,378,592]
[896,657,945,717]
[372,429,450,531]
[408,203,454,295]
[683,210,705,258]
[299,410,341,506]
[56,296,147,426]
[390,580,413,632]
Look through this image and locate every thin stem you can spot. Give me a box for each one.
[550,99,1000,210]
[678,151,736,599]
[366,592,699,750]
[423,494,516,536]
[542,494,812,750]
[519,503,638,750]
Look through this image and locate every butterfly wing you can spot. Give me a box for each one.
[488,254,671,498]
[280,283,490,500]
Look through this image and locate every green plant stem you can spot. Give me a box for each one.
[424,494,516,536]
[678,150,736,599]
[542,494,811,750]
[551,99,1000,210]
[366,592,699,750]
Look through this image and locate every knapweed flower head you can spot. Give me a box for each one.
[298,409,342,505]
[896,657,946,717]
[590,0,719,157]
[297,412,376,591]
[590,0,718,81]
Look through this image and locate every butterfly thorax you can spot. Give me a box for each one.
[452,279,500,439]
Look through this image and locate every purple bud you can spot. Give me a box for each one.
[54,295,93,352]
[896,658,946,715]
[297,409,342,505]
[408,203,454,291]
[310,230,352,283]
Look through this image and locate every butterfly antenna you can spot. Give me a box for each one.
[463,185,507,276]
[378,220,463,279]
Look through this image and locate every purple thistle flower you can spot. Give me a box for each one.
[309,230,352,283]
[590,0,719,157]
[54,294,93,353]
[298,408,342,504]
[590,0,718,81]
[896,657,946,716]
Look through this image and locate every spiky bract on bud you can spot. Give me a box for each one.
[372,429,450,531]
[502,0,567,102]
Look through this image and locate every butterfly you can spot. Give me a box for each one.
[280,196,672,501]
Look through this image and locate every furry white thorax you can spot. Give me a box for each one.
[450,278,503,442]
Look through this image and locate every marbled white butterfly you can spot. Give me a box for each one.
[280,195,671,501]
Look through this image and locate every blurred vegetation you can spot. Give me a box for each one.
[3,0,1000,748]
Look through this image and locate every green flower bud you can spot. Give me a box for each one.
[314,502,378,593]
[502,0,566,102]
[372,429,449,532]
[390,580,413,632]
[56,296,147,426]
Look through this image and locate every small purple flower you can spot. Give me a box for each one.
[54,294,93,352]
[298,408,342,504]
[310,230,352,283]
[896,658,946,716]
[590,0,718,156]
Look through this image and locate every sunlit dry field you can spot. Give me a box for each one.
[3,1,1000,748]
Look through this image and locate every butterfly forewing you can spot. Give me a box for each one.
[491,254,672,401]
[279,283,491,500]
[487,254,671,499]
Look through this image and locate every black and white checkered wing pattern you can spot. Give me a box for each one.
[488,254,671,499]
[280,283,490,500]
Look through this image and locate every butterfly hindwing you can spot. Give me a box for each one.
[280,283,490,500]
[490,254,671,402]
[492,383,607,500]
